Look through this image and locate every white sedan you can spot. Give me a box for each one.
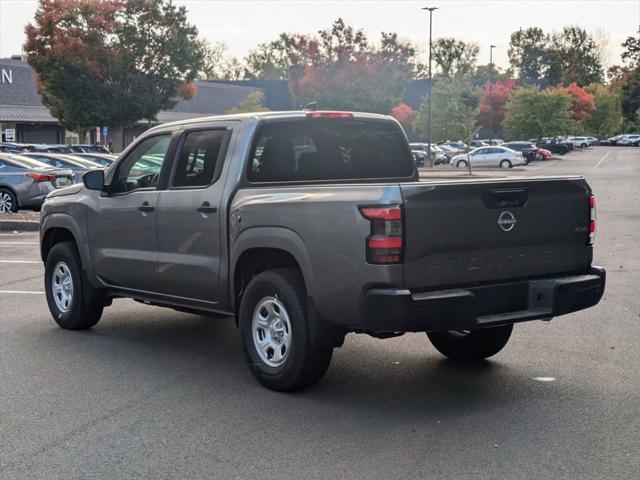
[451,146,527,169]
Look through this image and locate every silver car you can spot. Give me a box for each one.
[0,154,74,213]
[21,153,103,183]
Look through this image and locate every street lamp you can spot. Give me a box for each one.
[422,6,438,167]
[489,44,496,144]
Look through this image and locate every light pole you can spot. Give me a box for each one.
[489,44,496,144]
[422,6,438,167]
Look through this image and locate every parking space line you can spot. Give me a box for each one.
[0,290,44,294]
[0,242,39,245]
[592,151,610,169]
[0,260,41,264]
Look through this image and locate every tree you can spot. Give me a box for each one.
[432,38,479,78]
[555,82,596,123]
[224,91,270,114]
[200,41,244,80]
[503,87,573,140]
[476,78,517,135]
[24,0,204,149]
[508,26,604,86]
[286,19,416,113]
[609,31,640,129]
[585,84,622,138]
[391,103,416,129]
[413,79,481,143]
[547,27,604,86]
[508,27,547,83]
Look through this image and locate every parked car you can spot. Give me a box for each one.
[409,143,448,165]
[70,144,111,153]
[600,135,623,146]
[39,110,605,391]
[567,136,592,148]
[441,140,467,151]
[535,147,553,160]
[451,146,527,168]
[470,140,489,148]
[532,138,571,155]
[72,153,117,167]
[502,142,541,162]
[0,154,74,213]
[616,134,640,146]
[412,150,426,167]
[438,143,463,160]
[477,139,504,146]
[21,153,102,183]
[0,143,25,153]
[584,136,598,146]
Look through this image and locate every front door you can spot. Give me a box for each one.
[88,133,173,292]
[155,127,232,304]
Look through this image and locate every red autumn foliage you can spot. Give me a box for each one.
[391,103,417,126]
[178,81,197,100]
[477,78,517,133]
[555,82,596,122]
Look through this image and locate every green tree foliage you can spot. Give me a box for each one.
[585,84,622,138]
[24,0,204,132]
[413,79,481,143]
[224,91,270,114]
[276,19,417,113]
[504,87,573,139]
[432,38,479,78]
[508,26,604,86]
[610,31,640,130]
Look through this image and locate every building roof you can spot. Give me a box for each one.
[0,105,59,123]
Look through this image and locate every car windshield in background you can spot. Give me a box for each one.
[2,154,51,169]
[248,118,414,182]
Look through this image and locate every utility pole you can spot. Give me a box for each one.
[489,44,495,144]
[422,6,438,167]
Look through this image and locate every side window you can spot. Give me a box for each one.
[172,129,228,188]
[111,135,171,193]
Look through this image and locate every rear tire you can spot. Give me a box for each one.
[45,241,103,330]
[239,268,333,391]
[500,159,512,168]
[427,324,513,361]
[456,160,468,168]
[0,188,18,213]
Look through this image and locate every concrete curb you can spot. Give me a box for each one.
[0,220,40,232]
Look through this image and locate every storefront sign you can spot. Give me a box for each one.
[5,128,16,141]
[1,68,12,84]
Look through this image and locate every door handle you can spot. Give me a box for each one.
[197,201,217,214]
[138,201,155,213]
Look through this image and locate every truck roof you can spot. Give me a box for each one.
[149,110,395,132]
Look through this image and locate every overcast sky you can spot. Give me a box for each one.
[1,0,638,70]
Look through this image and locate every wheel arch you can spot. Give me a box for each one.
[230,227,316,316]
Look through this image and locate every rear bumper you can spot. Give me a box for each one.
[363,267,606,332]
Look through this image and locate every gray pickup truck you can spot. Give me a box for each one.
[40,111,605,391]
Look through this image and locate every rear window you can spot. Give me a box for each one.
[247,118,414,182]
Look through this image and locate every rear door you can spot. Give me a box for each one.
[400,178,591,290]
[155,125,233,303]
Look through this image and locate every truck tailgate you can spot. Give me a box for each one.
[401,177,592,290]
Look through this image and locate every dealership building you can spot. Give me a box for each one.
[1,56,429,148]
[0,57,295,149]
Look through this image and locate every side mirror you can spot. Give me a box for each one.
[83,169,105,190]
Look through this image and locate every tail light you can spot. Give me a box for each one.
[359,206,403,264]
[589,194,596,245]
[27,173,56,183]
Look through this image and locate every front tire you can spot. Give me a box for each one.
[45,241,103,330]
[239,268,333,391]
[427,324,513,361]
[500,159,512,168]
[456,160,468,168]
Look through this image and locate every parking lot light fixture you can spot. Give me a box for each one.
[422,6,438,168]
[489,44,496,144]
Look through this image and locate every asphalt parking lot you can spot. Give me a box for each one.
[1,146,639,479]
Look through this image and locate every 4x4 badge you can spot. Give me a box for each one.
[498,211,516,232]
